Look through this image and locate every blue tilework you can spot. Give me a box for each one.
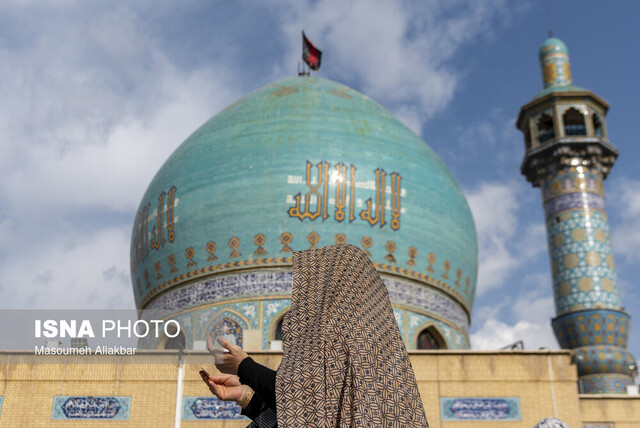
[541,168,604,202]
[440,397,521,421]
[0,396,2,418]
[146,271,469,332]
[52,396,130,420]
[579,374,633,394]
[571,345,635,377]
[182,397,245,420]
[196,303,257,340]
[262,299,291,349]
[146,271,292,311]
[552,309,629,349]
[546,210,620,313]
[544,192,606,219]
[539,38,571,88]
[407,312,469,350]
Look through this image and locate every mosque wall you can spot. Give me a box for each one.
[1,351,638,427]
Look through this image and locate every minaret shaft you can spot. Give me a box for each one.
[517,37,636,394]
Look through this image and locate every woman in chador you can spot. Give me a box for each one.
[200,244,428,427]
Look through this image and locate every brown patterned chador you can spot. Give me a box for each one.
[202,244,428,427]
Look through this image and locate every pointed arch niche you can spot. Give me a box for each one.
[157,320,187,350]
[268,308,289,351]
[203,311,248,349]
[536,113,555,143]
[415,324,447,350]
[563,107,587,136]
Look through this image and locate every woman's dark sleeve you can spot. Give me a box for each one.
[237,357,277,411]
[240,393,264,419]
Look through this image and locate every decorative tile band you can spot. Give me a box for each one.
[541,51,571,88]
[440,397,521,421]
[579,374,633,394]
[0,396,2,418]
[542,168,604,201]
[52,396,130,420]
[552,309,629,349]
[544,192,606,219]
[145,271,469,332]
[138,256,472,315]
[182,397,244,420]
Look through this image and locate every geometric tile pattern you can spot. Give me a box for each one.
[571,345,636,377]
[182,397,245,420]
[546,210,620,313]
[440,397,521,421]
[541,164,630,394]
[552,309,629,349]
[52,396,130,420]
[579,374,633,395]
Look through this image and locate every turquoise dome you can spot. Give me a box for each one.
[130,76,477,327]
[538,37,569,61]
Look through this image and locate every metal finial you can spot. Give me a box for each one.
[546,1,553,38]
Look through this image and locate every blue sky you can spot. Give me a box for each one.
[0,1,638,364]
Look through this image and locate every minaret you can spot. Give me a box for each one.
[516,37,636,394]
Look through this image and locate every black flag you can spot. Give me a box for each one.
[302,31,322,71]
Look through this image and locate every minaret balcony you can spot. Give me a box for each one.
[520,136,618,186]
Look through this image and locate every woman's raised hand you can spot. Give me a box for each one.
[207,335,249,375]
[199,370,247,403]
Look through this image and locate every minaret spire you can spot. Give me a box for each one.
[516,37,636,394]
[546,2,553,38]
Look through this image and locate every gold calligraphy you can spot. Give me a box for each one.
[131,186,178,272]
[287,161,402,230]
[287,161,330,221]
[360,168,386,227]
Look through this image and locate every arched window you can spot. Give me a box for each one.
[269,311,288,351]
[592,113,603,137]
[274,317,284,341]
[536,113,555,143]
[563,108,586,136]
[161,322,186,350]
[416,326,446,350]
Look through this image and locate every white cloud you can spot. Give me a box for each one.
[0,227,133,309]
[274,0,521,126]
[465,181,520,291]
[471,318,556,350]
[0,3,242,309]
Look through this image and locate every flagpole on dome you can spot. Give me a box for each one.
[301,30,322,77]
